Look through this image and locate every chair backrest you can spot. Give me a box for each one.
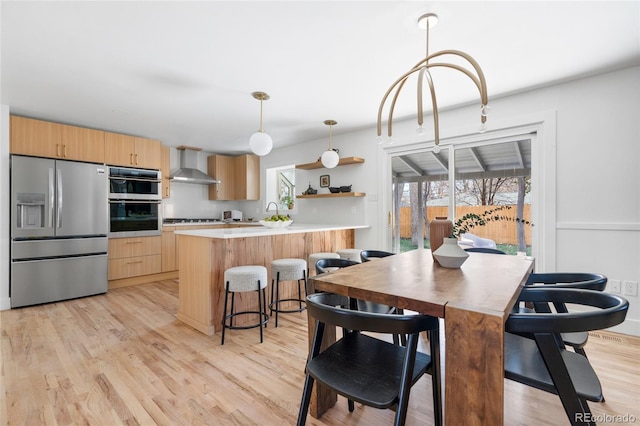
[306,292,439,335]
[525,272,607,291]
[315,258,359,274]
[360,250,395,262]
[507,287,628,335]
[463,247,506,255]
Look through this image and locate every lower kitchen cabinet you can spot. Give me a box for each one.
[108,236,162,280]
[161,226,176,272]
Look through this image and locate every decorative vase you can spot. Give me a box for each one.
[433,237,469,268]
[429,217,453,260]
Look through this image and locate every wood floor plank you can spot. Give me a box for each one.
[1,279,639,425]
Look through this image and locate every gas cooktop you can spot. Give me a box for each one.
[163,218,221,224]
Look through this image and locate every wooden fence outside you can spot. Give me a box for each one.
[397,205,532,245]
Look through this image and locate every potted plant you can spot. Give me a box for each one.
[451,205,531,238]
[281,195,295,210]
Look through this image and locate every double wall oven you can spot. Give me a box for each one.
[108,166,162,238]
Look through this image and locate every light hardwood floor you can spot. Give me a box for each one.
[1,279,638,425]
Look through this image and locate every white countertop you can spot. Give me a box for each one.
[175,223,369,239]
[164,221,261,227]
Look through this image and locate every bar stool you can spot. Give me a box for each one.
[308,252,340,276]
[221,265,269,345]
[270,258,307,327]
[337,248,363,263]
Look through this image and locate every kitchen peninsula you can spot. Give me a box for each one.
[175,224,368,335]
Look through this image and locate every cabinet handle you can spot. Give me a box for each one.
[56,144,61,157]
[135,154,139,165]
[126,260,143,265]
[388,211,392,227]
[63,144,67,157]
[126,241,143,244]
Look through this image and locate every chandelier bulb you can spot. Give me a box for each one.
[433,144,441,154]
[387,136,394,145]
[481,104,491,117]
[416,125,425,135]
[478,122,488,134]
[376,135,384,145]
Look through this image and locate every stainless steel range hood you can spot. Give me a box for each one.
[170,146,220,185]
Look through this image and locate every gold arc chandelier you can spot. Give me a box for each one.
[376,13,489,152]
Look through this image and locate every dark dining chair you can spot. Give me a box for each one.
[315,258,403,345]
[297,292,442,426]
[463,247,506,254]
[523,273,608,359]
[505,287,628,426]
[360,249,395,262]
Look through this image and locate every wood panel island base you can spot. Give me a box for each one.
[175,225,367,336]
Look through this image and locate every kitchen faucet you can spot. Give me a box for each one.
[266,201,279,217]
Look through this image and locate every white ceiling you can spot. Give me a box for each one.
[2,1,639,155]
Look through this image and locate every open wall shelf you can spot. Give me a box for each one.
[297,192,365,199]
[295,156,365,170]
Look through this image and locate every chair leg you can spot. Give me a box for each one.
[428,329,443,426]
[296,374,314,426]
[297,279,303,311]
[348,399,355,412]
[221,282,230,345]
[394,333,419,426]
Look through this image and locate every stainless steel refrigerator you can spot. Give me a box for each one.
[10,155,109,308]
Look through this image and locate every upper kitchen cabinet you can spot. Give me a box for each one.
[104,132,161,170]
[207,154,260,201]
[207,154,235,200]
[10,115,105,163]
[161,145,171,198]
[234,154,260,200]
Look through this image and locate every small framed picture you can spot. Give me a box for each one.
[320,175,330,187]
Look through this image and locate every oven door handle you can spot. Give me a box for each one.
[108,177,161,183]
[108,200,162,204]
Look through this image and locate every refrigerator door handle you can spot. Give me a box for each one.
[48,167,55,228]
[57,168,63,228]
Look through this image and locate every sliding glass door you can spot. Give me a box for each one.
[389,137,532,255]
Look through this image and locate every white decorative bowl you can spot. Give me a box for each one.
[259,220,293,228]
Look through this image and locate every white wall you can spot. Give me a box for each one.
[267,66,640,335]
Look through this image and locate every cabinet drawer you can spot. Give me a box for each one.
[108,236,161,259]
[108,254,161,280]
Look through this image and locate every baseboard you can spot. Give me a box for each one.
[109,271,179,289]
[0,297,11,311]
[607,318,639,337]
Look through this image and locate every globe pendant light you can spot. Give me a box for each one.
[249,91,273,156]
[321,120,339,169]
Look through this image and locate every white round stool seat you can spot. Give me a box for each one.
[337,248,363,263]
[271,258,307,281]
[224,265,268,292]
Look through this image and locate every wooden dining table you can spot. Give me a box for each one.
[307,249,534,425]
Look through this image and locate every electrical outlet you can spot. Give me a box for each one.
[623,280,638,297]
[609,279,621,294]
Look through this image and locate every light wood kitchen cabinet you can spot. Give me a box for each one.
[161,145,171,198]
[161,226,176,272]
[10,115,105,163]
[207,154,259,200]
[104,132,161,170]
[234,154,260,200]
[108,236,162,280]
[207,154,235,200]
